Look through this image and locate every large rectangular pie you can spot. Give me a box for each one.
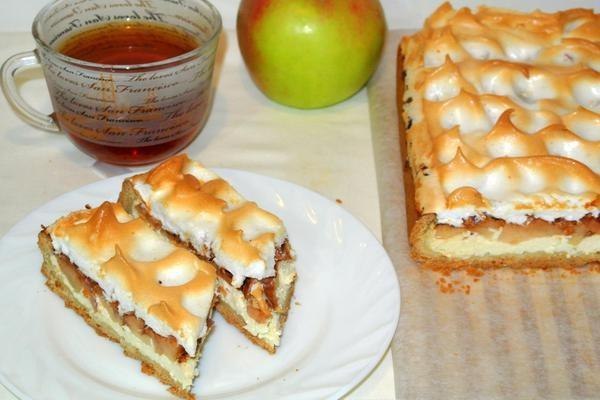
[399,3,599,269]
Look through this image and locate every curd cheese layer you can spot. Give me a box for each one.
[402,3,600,227]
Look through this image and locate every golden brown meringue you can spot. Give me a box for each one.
[48,202,217,355]
[402,3,599,226]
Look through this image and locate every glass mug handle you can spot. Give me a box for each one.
[1,51,60,132]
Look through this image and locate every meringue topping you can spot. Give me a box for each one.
[48,202,217,355]
[402,3,600,226]
[132,155,288,288]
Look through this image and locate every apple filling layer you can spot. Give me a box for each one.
[436,216,600,244]
[216,257,296,348]
[428,216,600,259]
[217,240,294,320]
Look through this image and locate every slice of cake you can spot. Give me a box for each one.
[39,202,217,398]
[119,155,297,353]
[399,3,600,269]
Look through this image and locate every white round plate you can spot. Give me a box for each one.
[0,169,400,400]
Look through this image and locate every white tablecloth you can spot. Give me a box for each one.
[0,30,395,399]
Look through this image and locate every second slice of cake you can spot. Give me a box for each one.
[119,155,297,353]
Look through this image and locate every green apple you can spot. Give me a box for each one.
[237,0,386,109]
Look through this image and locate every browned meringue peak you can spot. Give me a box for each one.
[483,110,547,158]
[423,26,470,67]
[52,202,148,262]
[218,202,279,266]
[569,68,600,113]
[536,125,600,174]
[445,6,483,32]
[415,57,584,114]
[417,3,598,68]
[198,178,245,210]
[433,126,490,167]
[458,59,596,111]
[488,111,600,171]
[433,109,599,172]
[446,9,506,60]
[165,174,227,217]
[145,154,188,192]
[459,60,553,99]
[422,77,598,140]
[477,95,597,137]
[475,6,564,37]
[101,245,216,336]
[564,13,600,42]
[562,107,600,140]
[438,148,600,201]
[484,31,548,64]
[425,2,456,30]
[420,57,477,102]
[144,155,243,210]
[423,90,492,138]
[537,39,600,71]
[504,104,562,134]
[446,186,489,209]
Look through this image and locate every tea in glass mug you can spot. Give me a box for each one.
[1,0,221,165]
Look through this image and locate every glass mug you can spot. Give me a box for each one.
[1,0,221,165]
